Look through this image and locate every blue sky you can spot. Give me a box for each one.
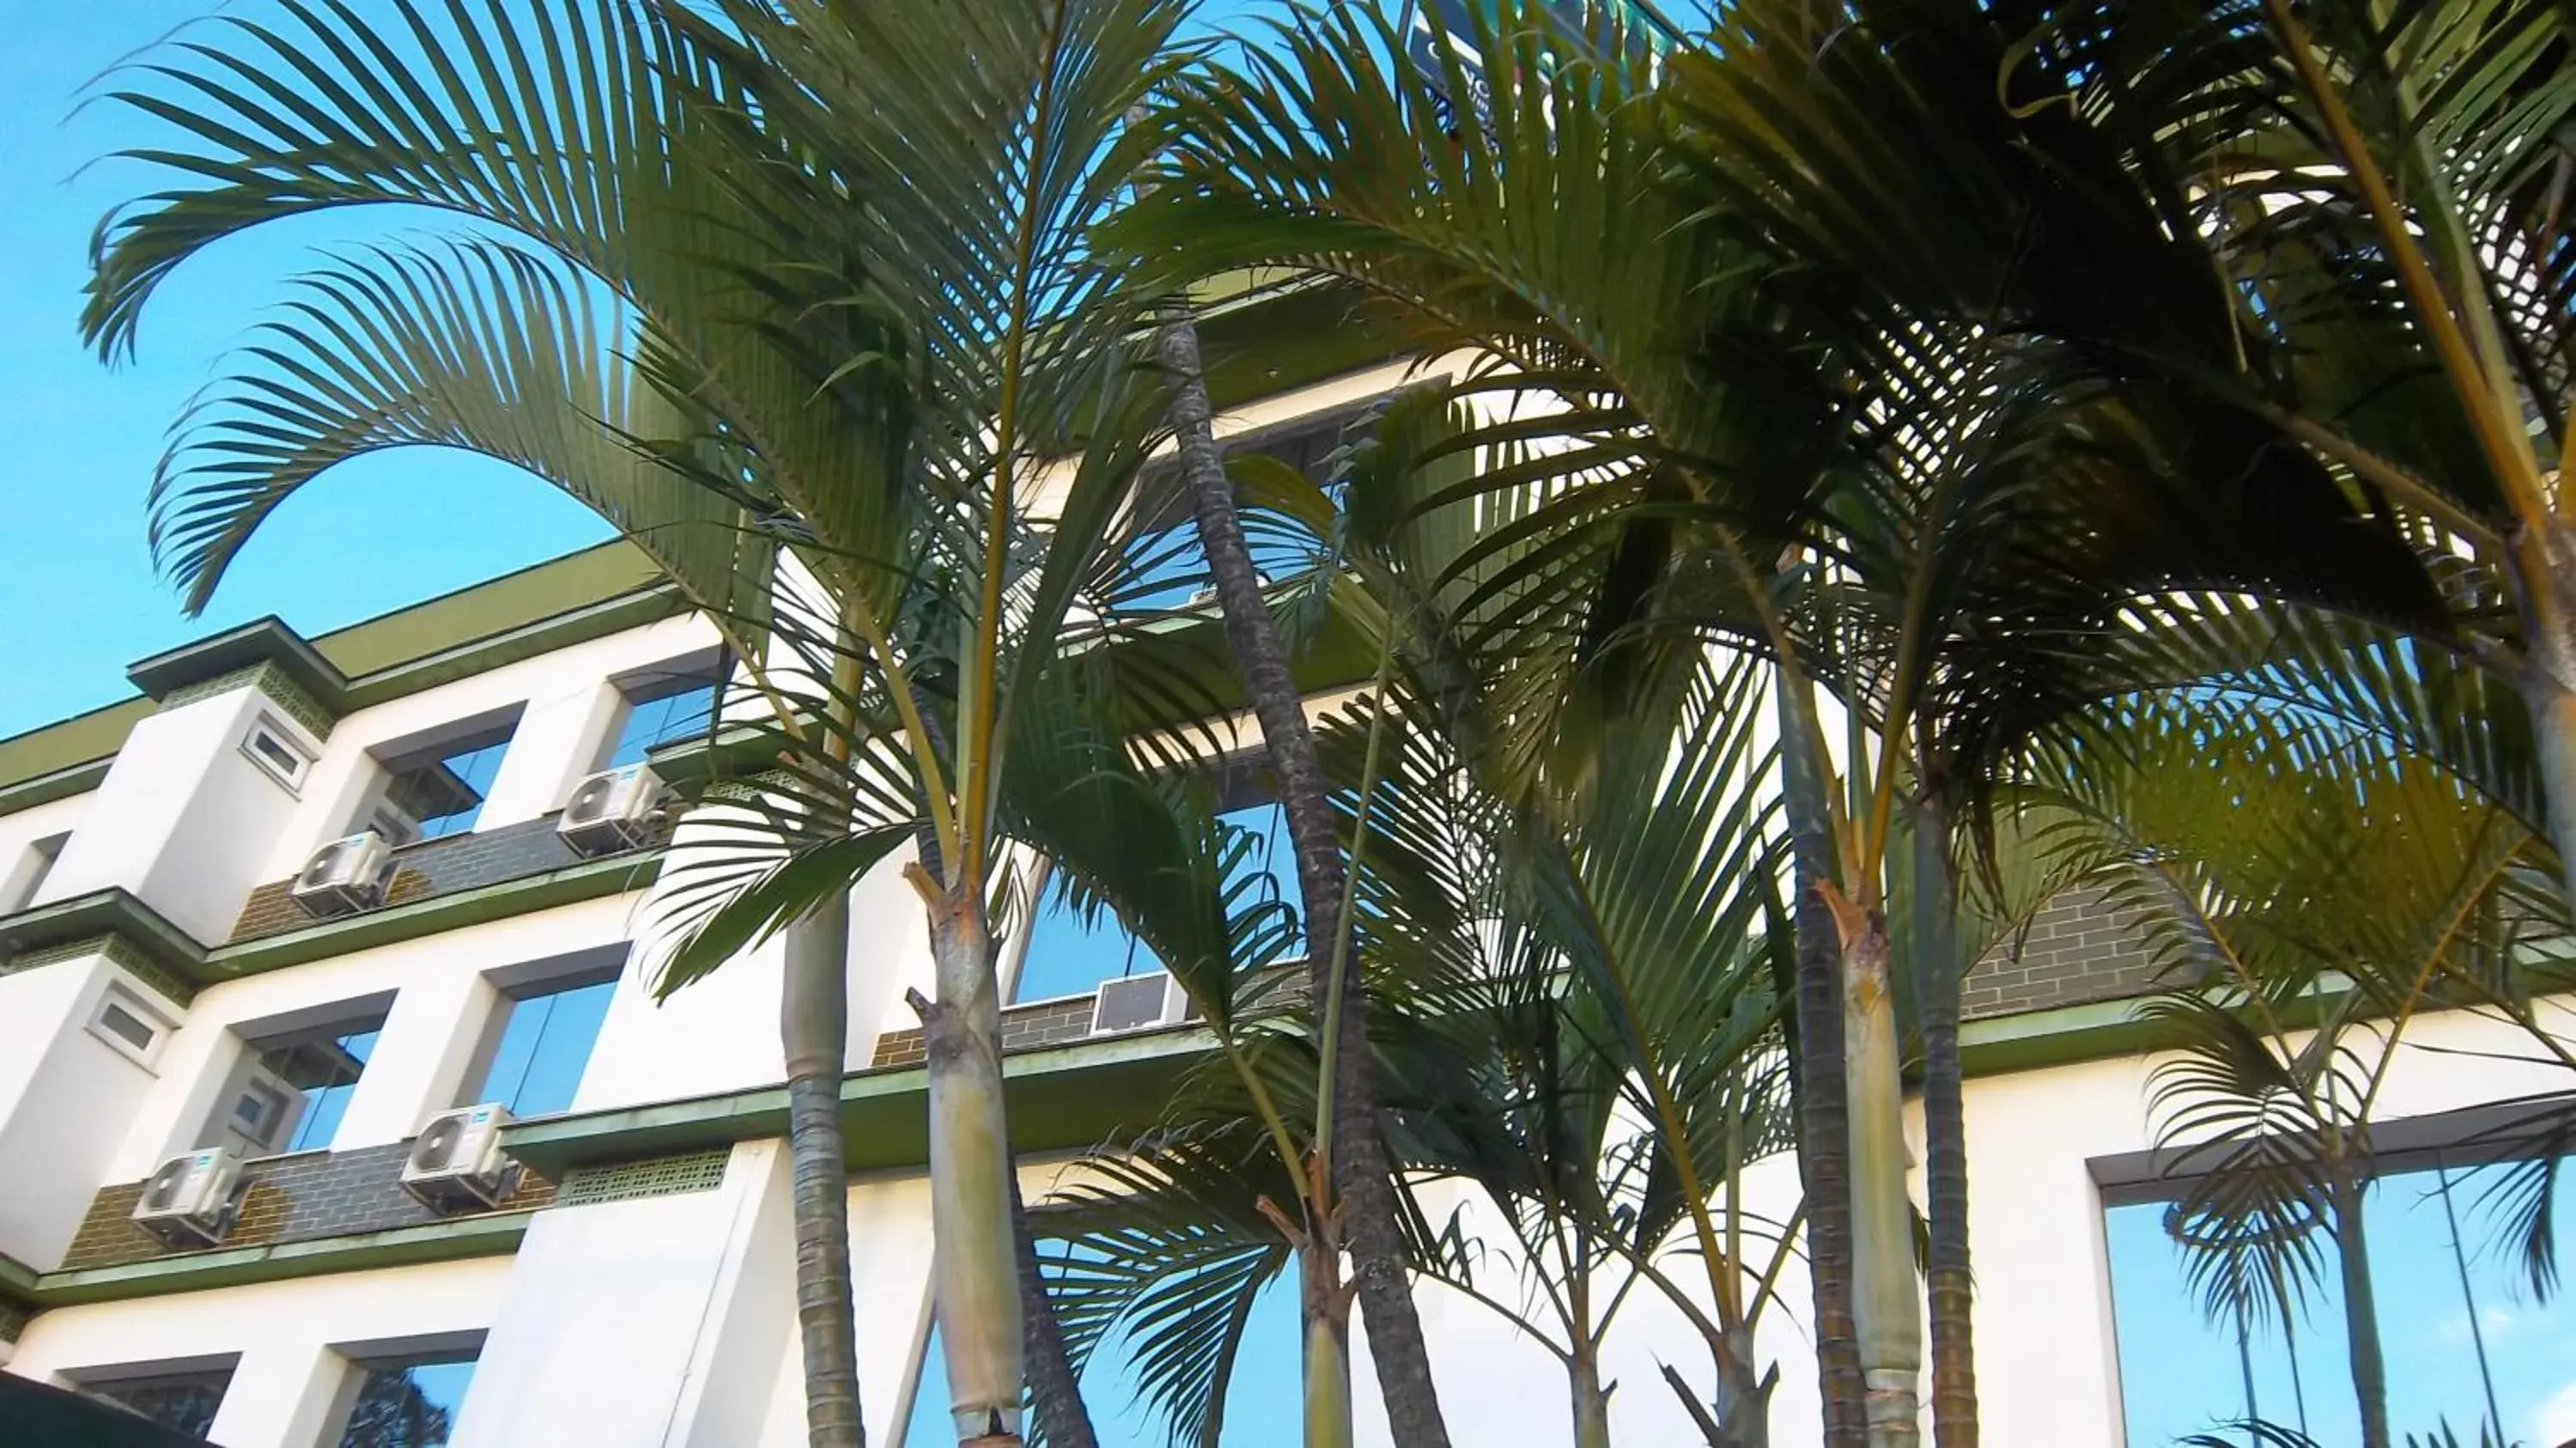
[0,3,622,741]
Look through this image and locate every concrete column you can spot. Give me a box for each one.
[205,1339,351,1448]
[477,680,625,830]
[42,687,318,946]
[447,1142,781,1447]
[0,953,169,1269]
[333,967,502,1150]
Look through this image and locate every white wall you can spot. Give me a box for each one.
[445,1141,787,1448]
[9,1256,513,1448]
[38,687,310,945]
[0,792,87,913]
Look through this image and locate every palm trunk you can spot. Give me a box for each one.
[1710,1323,1774,1448]
[2329,1166,2390,1448]
[1830,891,1923,1448]
[1569,1347,1613,1448]
[1301,1239,1357,1448]
[783,897,866,1448]
[1911,792,1977,1448]
[916,887,1026,1446]
[1011,1173,1097,1448]
[1157,308,1454,1448]
[2513,521,2576,908]
[1777,669,1868,1448]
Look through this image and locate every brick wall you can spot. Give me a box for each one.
[869,963,1309,1068]
[228,815,640,944]
[1961,885,2168,1020]
[60,1142,555,1273]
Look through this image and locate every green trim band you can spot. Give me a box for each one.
[503,1025,1213,1179]
[204,851,662,982]
[0,757,115,820]
[0,891,207,984]
[28,1212,532,1309]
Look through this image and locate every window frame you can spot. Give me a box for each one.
[239,712,319,793]
[86,983,176,1068]
[596,652,727,773]
[357,707,526,845]
[458,947,629,1118]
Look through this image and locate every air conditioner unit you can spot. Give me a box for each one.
[1091,971,1188,1036]
[289,830,397,918]
[131,1148,244,1250]
[401,1103,519,1212]
[558,764,666,858]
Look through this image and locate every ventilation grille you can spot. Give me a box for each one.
[555,1149,731,1208]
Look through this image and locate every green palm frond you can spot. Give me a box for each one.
[151,236,770,621]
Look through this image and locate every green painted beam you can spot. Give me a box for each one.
[1958,995,2160,1078]
[204,851,663,981]
[503,1025,1216,1179]
[0,1250,39,1309]
[0,890,208,978]
[30,1213,532,1308]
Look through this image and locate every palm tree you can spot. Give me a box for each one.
[2012,696,2568,1448]
[85,1,1206,1442]
[1149,307,1455,1446]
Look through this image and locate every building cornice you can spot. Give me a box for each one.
[501,1024,1213,1180]
[28,1211,532,1310]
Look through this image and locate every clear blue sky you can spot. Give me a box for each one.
[0,3,617,741]
[0,0,1310,744]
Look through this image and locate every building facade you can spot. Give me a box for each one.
[2,360,2569,1448]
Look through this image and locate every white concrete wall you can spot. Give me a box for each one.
[444,1141,787,1448]
[0,793,86,914]
[38,686,310,945]
[9,1256,513,1448]
[0,952,176,1269]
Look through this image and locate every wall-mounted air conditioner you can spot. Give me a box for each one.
[289,830,396,918]
[1090,971,1195,1036]
[401,1104,519,1212]
[131,1148,245,1250]
[557,764,666,858]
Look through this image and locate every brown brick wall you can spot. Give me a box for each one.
[228,814,644,944]
[1962,885,2168,1020]
[60,1141,555,1273]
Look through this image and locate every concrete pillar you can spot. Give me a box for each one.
[477,681,625,830]
[333,967,502,1150]
[205,1339,351,1448]
[0,952,177,1269]
[39,684,322,946]
[447,1141,785,1447]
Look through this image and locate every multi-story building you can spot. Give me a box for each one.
[1,345,2568,1448]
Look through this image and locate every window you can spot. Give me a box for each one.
[2104,1148,2576,1446]
[83,1366,234,1438]
[1010,792,1301,1007]
[1110,405,1372,618]
[87,986,172,1067]
[601,662,723,770]
[372,720,518,843]
[3,832,66,915]
[332,1353,478,1448]
[471,973,617,1117]
[902,1246,1300,1446]
[240,713,316,791]
[204,1009,387,1157]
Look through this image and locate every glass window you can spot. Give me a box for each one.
[87,1367,234,1438]
[902,1256,1300,1446]
[2105,1151,2576,1446]
[335,1354,477,1448]
[207,1013,386,1157]
[474,976,617,1117]
[1011,800,1301,1006]
[604,667,722,769]
[375,724,516,843]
